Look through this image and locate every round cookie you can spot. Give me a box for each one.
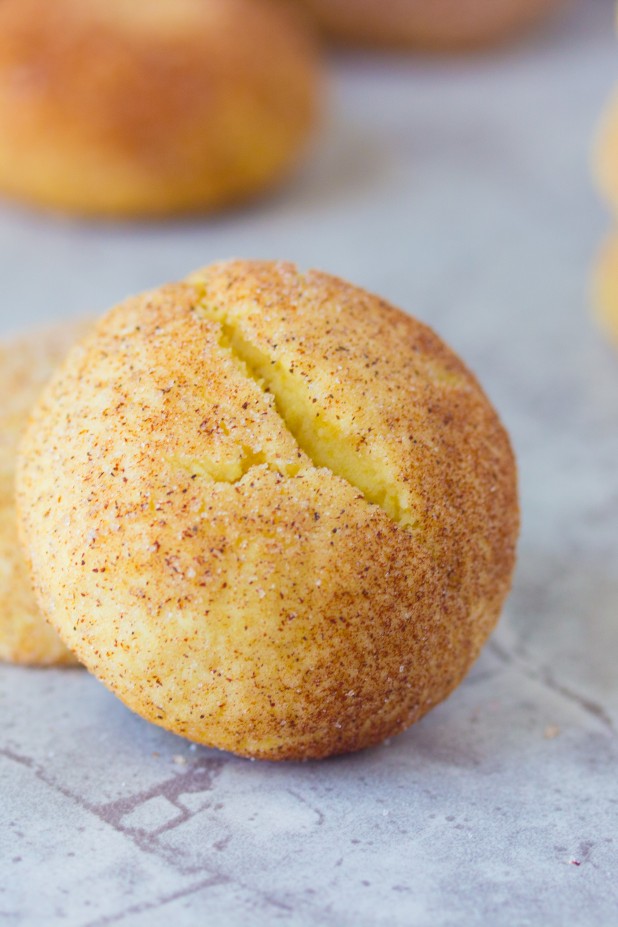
[17,261,519,759]
[595,88,618,216]
[1,320,89,665]
[292,0,566,51]
[0,0,319,218]
[592,234,618,350]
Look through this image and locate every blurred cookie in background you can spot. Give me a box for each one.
[292,0,569,51]
[0,320,89,666]
[0,0,320,218]
[593,85,618,349]
[592,234,618,350]
[595,86,618,217]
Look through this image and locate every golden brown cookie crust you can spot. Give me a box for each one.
[1,320,89,666]
[0,0,319,217]
[18,262,518,758]
[293,0,566,51]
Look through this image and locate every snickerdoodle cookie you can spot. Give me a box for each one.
[18,261,518,758]
[0,0,319,217]
[1,320,89,665]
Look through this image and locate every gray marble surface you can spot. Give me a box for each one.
[1,2,618,924]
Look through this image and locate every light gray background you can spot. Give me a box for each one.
[1,1,617,924]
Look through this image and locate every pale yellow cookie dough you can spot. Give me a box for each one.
[0,0,319,217]
[18,261,518,759]
[1,320,89,665]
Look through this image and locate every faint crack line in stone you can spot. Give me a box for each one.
[538,670,616,736]
[90,757,228,873]
[0,745,226,876]
[285,787,326,827]
[462,667,501,688]
[0,745,335,924]
[92,756,226,827]
[487,640,616,736]
[0,745,100,819]
[81,875,229,927]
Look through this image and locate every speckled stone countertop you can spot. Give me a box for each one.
[1,2,617,924]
